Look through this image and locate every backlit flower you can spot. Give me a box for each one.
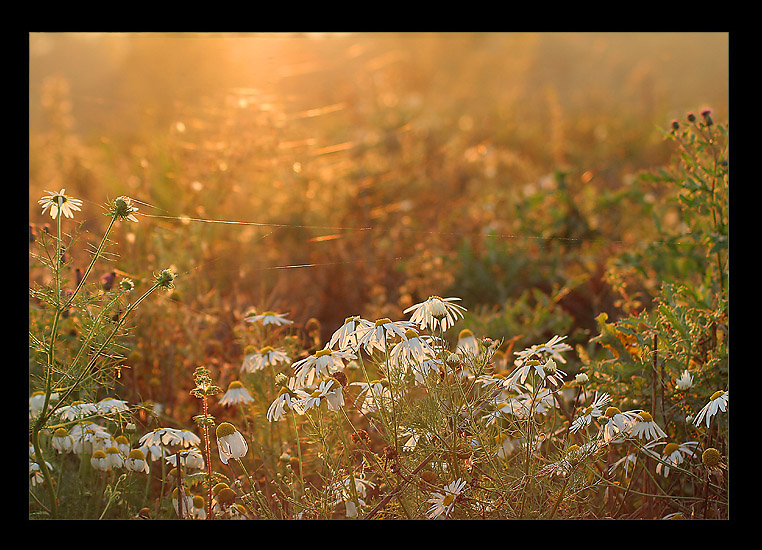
[293,379,339,413]
[675,370,694,391]
[125,448,150,473]
[600,407,639,443]
[329,316,374,351]
[629,411,668,441]
[219,381,255,407]
[353,318,417,354]
[90,450,110,472]
[570,392,611,433]
[389,328,436,369]
[267,379,299,422]
[456,329,479,356]
[647,441,699,477]
[292,346,355,388]
[51,427,74,454]
[216,422,248,464]
[693,390,728,428]
[404,296,466,333]
[38,188,83,219]
[349,379,393,413]
[514,335,572,364]
[504,356,566,390]
[244,310,293,326]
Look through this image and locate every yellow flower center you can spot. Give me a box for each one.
[604,406,622,418]
[260,346,274,354]
[638,411,653,422]
[702,447,721,468]
[92,450,107,459]
[106,446,120,454]
[229,381,244,390]
[315,349,333,358]
[375,318,392,327]
[405,328,419,339]
[344,316,358,325]
[458,329,474,339]
[53,428,69,437]
[663,443,680,456]
[128,449,146,460]
[710,390,725,401]
[215,422,237,438]
[443,493,455,506]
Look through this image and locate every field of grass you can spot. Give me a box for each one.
[29,32,728,520]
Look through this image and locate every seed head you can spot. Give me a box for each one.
[154,268,176,290]
[702,447,721,468]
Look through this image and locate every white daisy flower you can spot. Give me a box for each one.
[125,448,150,473]
[114,435,131,455]
[426,478,468,519]
[570,392,611,433]
[96,397,130,414]
[241,345,291,373]
[353,318,417,355]
[244,310,293,326]
[71,422,114,454]
[51,427,74,454]
[219,381,255,407]
[456,329,479,356]
[600,406,640,443]
[139,427,185,448]
[191,495,207,520]
[90,450,111,472]
[675,370,694,391]
[110,195,140,222]
[629,411,668,441]
[404,296,466,333]
[172,487,194,519]
[410,358,443,385]
[389,328,436,370]
[608,451,638,477]
[328,316,374,351]
[645,441,699,478]
[215,422,248,464]
[105,446,124,469]
[38,188,83,219]
[292,346,355,388]
[29,391,59,417]
[29,456,54,486]
[514,335,572,364]
[504,356,566,390]
[293,379,340,413]
[165,447,205,471]
[267,380,300,422]
[57,401,98,421]
[693,390,728,428]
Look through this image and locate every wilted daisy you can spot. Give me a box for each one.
[38,188,83,219]
[675,370,694,391]
[109,195,140,223]
[629,411,668,441]
[328,315,374,351]
[125,448,150,473]
[515,335,572,365]
[71,422,114,454]
[191,495,207,520]
[105,446,125,469]
[219,381,255,407]
[608,451,638,477]
[426,478,468,519]
[51,427,74,454]
[570,392,611,433]
[292,346,355,388]
[353,318,417,355]
[693,390,728,428]
[404,296,466,333]
[244,310,293,326]
[216,422,248,464]
[165,447,205,471]
[267,378,300,422]
[172,487,194,519]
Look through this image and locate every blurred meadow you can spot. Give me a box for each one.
[29,32,729,520]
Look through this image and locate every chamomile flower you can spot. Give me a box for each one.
[244,310,293,326]
[191,495,207,520]
[608,452,638,477]
[29,391,58,418]
[105,446,124,469]
[216,422,248,464]
[165,447,205,471]
[693,390,728,428]
[504,356,566,390]
[389,328,436,369]
[675,370,694,391]
[139,427,183,448]
[349,379,393,413]
[293,379,339,413]
[292,346,355,388]
[600,407,640,444]
[647,441,699,478]
[125,448,150,473]
[96,397,130,414]
[570,392,611,433]
[456,329,479,356]
[38,188,83,219]
[514,335,572,364]
[29,456,54,486]
[629,411,668,441]
[426,478,468,519]
[172,487,194,519]
[329,316,374,351]
[51,428,74,454]
[267,380,299,422]
[109,195,140,222]
[353,318,417,355]
[219,381,255,407]
[71,422,114,454]
[90,450,111,472]
[404,296,466,333]
[410,358,443,385]
[57,401,98,421]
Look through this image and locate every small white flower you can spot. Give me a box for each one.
[139,427,183,448]
[329,316,374,351]
[38,188,83,219]
[504,356,566,390]
[404,296,466,333]
[51,428,74,454]
[514,335,572,365]
[96,397,130,414]
[353,318,417,355]
[389,328,436,370]
[267,380,299,422]
[629,411,668,441]
[675,370,694,391]
[29,391,59,417]
[105,446,124,469]
[292,346,355,388]
[215,423,248,464]
[219,381,255,407]
[693,390,728,428]
[645,440,699,478]
[57,401,98,421]
[172,487,194,519]
[165,447,205,471]
[410,358,443,385]
[244,310,293,326]
[29,456,54,486]
[349,379,393,413]
[426,478,468,519]
[600,406,640,443]
[125,448,150,473]
[456,329,479,356]
[90,450,111,472]
[241,345,291,374]
[570,391,611,433]
[293,379,340,413]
